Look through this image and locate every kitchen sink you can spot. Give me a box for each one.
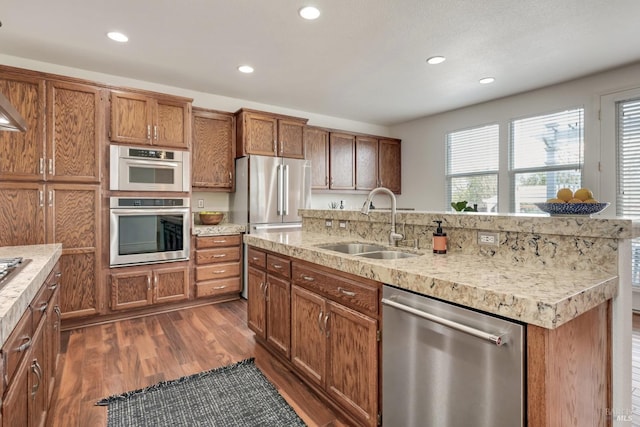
[355,251,419,260]
[316,243,388,254]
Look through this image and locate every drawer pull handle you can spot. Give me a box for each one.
[31,360,43,398]
[213,240,227,243]
[212,285,227,290]
[271,264,283,269]
[37,302,48,313]
[18,336,32,352]
[251,257,260,262]
[338,287,356,297]
[55,272,62,278]
[302,275,315,282]
[48,283,58,291]
[212,254,227,258]
[324,314,330,337]
[318,310,324,331]
[213,269,227,274]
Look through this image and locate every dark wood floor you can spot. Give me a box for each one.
[48,300,346,427]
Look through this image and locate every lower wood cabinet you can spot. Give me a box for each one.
[1,262,61,427]
[194,235,242,298]
[247,245,381,427]
[110,263,189,311]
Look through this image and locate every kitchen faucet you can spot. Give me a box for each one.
[361,187,404,246]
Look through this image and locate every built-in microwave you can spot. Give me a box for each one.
[109,197,190,267]
[110,145,190,192]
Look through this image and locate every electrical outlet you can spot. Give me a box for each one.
[197,199,204,208]
[478,231,499,246]
[325,219,333,227]
[339,220,348,229]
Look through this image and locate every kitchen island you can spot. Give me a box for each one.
[244,210,634,427]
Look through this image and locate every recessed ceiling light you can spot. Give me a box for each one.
[426,56,446,65]
[107,31,128,43]
[299,6,320,20]
[238,65,254,74]
[479,77,495,84]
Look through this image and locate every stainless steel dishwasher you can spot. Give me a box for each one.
[381,285,524,427]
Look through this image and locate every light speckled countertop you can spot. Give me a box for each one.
[192,223,245,236]
[0,244,62,347]
[244,231,617,329]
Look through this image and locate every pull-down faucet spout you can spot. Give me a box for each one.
[361,187,404,246]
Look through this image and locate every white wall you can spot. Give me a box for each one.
[391,61,640,215]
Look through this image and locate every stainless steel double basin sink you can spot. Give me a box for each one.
[315,242,419,260]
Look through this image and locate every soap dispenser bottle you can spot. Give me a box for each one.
[433,220,447,254]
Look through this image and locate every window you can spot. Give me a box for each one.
[446,124,499,212]
[616,97,640,288]
[510,108,584,213]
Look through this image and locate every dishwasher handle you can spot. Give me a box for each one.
[381,297,506,347]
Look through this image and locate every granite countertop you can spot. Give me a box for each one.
[243,231,617,330]
[192,223,245,236]
[0,244,62,347]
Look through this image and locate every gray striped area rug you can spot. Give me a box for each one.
[96,358,306,426]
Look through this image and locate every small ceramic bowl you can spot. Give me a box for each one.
[199,212,224,225]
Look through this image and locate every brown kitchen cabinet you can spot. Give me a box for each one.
[329,132,356,190]
[0,72,45,182]
[194,234,242,297]
[379,138,401,193]
[355,135,379,191]
[291,260,379,427]
[246,248,291,359]
[192,108,236,190]
[47,80,103,183]
[110,263,189,311]
[0,183,46,247]
[304,126,330,189]
[110,90,191,149]
[236,109,307,158]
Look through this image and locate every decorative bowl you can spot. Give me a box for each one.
[199,212,224,225]
[534,202,610,216]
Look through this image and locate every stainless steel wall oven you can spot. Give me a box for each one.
[110,145,190,192]
[109,197,190,267]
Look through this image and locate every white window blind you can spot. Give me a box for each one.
[446,124,499,212]
[510,108,584,213]
[616,97,640,288]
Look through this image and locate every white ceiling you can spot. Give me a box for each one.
[2,0,640,126]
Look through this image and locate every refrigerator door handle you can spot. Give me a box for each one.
[283,164,289,215]
[277,163,283,216]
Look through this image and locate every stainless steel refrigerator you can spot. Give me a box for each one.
[230,155,311,297]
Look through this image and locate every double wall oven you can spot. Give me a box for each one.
[109,145,191,268]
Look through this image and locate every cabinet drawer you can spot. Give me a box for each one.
[292,264,378,316]
[195,262,240,281]
[196,234,241,249]
[248,248,266,268]
[2,308,33,386]
[266,254,291,279]
[31,282,50,328]
[196,246,241,265]
[196,277,241,298]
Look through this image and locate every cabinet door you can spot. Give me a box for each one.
[355,136,378,191]
[291,285,327,388]
[110,91,153,145]
[192,109,235,190]
[153,265,189,304]
[244,113,278,156]
[0,73,45,181]
[0,182,45,246]
[326,301,378,427]
[378,138,401,194]
[247,266,267,339]
[278,119,305,159]
[329,133,355,190]
[47,184,101,319]
[2,358,29,427]
[28,321,47,427]
[46,81,102,182]
[110,270,153,310]
[155,98,190,149]
[266,274,291,358]
[304,127,329,189]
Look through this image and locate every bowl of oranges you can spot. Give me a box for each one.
[534,188,610,216]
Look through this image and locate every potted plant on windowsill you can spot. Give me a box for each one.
[451,201,478,212]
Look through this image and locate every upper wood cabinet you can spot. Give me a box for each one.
[236,109,307,158]
[355,136,379,191]
[304,127,329,190]
[192,108,235,191]
[379,138,401,193]
[0,73,46,181]
[109,90,191,149]
[47,80,103,183]
[329,132,355,190]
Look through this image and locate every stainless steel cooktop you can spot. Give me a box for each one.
[0,257,29,289]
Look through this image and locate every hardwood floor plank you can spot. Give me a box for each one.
[48,300,346,427]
